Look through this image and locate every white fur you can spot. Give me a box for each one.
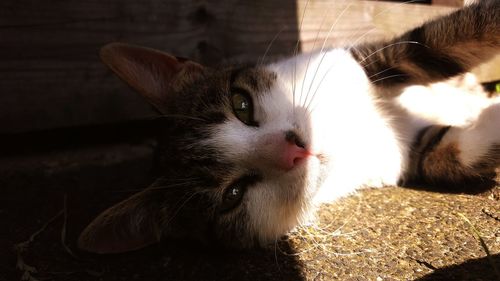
[455,103,500,167]
[397,75,499,127]
[206,48,499,244]
[267,50,406,202]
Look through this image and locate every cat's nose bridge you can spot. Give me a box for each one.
[290,105,311,135]
[285,130,306,148]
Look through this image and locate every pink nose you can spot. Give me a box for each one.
[257,131,311,171]
[280,142,310,170]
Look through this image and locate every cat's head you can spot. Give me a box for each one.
[78,43,353,253]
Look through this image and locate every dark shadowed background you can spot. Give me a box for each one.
[1,0,499,280]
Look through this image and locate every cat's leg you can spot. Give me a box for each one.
[351,0,499,90]
[404,103,500,185]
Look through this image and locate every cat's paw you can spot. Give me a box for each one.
[407,103,500,185]
[460,102,500,172]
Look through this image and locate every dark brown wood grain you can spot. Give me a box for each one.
[0,0,299,133]
[0,0,480,134]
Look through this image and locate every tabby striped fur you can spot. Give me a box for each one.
[78,1,500,253]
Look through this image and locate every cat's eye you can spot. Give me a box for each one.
[220,185,245,213]
[219,174,262,213]
[231,89,257,126]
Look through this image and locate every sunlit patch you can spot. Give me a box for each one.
[272,193,376,258]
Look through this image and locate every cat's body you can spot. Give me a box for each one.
[78,1,500,253]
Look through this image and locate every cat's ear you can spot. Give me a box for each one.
[100,42,205,113]
[351,0,499,87]
[78,187,162,254]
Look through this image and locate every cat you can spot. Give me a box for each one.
[78,0,500,254]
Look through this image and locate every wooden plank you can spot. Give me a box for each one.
[0,0,300,134]
[296,0,496,82]
[1,0,497,134]
[433,0,463,6]
[296,1,456,51]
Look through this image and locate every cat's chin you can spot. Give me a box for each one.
[242,156,326,246]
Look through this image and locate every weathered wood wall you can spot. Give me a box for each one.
[1,0,498,135]
[0,0,299,134]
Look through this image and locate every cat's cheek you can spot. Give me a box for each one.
[242,180,304,244]
[241,158,323,245]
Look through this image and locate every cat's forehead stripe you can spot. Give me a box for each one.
[229,67,276,96]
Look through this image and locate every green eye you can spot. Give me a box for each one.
[219,174,262,213]
[220,185,245,213]
[231,90,257,126]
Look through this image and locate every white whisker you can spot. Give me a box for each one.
[306,40,419,112]
[346,0,422,52]
[149,181,201,191]
[165,190,203,225]
[298,2,333,107]
[259,26,286,67]
[368,66,396,79]
[155,114,207,122]
[371,74,409,84]
[359,41,422,64]
[293,0,311,109]
[303,1,353,110]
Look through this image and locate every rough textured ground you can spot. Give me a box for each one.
[291,185,500,280]
[2,142,499,281]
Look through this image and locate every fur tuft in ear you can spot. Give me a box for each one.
[78,188,162,254]
[100,42,204,113]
